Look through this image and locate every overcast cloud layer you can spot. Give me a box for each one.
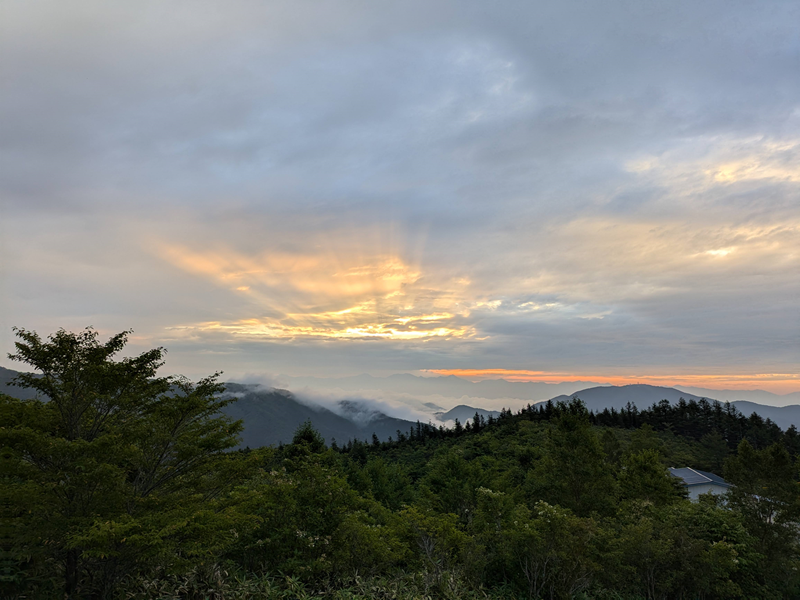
[1,0,798,391]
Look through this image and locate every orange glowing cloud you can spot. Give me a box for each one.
[157,239,475,341]
[158,242,420,301]
[169,317,470,340]
[425,369,800,394]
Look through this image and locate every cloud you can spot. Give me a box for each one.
[231,372,289,390]
[289,387,442,425]
[154,225,476,341]
[427,369,800,396]
[1,0,798,389]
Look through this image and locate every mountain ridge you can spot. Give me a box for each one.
[222,383,418,448]
[5,366,800,443]
[280,373,800,406]
[519,384,800,431]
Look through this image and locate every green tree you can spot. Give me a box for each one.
[284,418,327,464]
[724,440,800,593]
[699,429,729,473]
[399,506,475,596]
[505,501,596,600]
[604,501,746,600]
[364,457,413,510]
[618,449,686,506]
[419,448,488,523]
[628,423,664,455]
[228,423,407,580]
[470,487,516,586]
[600,428,622,465]
[2,327,242,599]
[529,402,616,516]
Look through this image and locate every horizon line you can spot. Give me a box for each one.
[421,369,800,395]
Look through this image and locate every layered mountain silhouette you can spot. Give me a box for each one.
[222,383,418,448]
[0,366,39,400]
[434,405,501,423]
[1,367,420,447]
[491,384,800,431]
[675,385,800,406]
[4,365,800,446]
[548,384,708,410]
[282,373,603,402]
[282,373,800,406]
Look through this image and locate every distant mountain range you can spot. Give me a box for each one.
[434,405,501,423]
[281,373,800,406]
[432,385,800,431]
[222,384,416,447]
[4,366,800,446]
[282,373,605,402]
[547,384,800,431]
[548,384,709,410]
[0,367,418,448]
[0,366,39,400]
[675,385,800,406]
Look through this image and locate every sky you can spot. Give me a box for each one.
[1,0,798,393]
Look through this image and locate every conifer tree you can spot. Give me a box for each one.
[3,327,242,598]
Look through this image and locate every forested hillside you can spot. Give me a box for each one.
[221,384,416,447]
[4,329,800,599]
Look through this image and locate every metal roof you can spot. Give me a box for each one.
[669,467,731,488]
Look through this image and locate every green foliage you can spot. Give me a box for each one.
[599,429,622,466]
[699,430,730,473]
[288,419,328,457]
[529,405,617,517]
[495,500,595,600]
[419,448,489,522]
[6,327,800,599]
[363,457,413,510]
[724,440,800,595]
[2,328,243,599]
[618,450,685,506]
[627,424,664,455]
[398,506,477,596]
[600,498,757,600]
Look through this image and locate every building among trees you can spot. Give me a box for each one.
[669,467,731,500]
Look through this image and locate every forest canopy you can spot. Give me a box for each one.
[3,328,800,600]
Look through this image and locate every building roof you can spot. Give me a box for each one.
[669,467,731,488]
